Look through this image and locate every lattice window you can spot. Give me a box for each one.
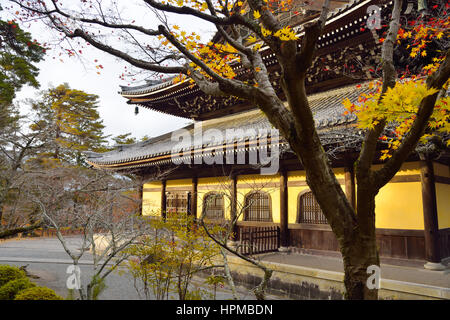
[166,192,190,214]
[244,192,272,222]
[297,191,328,224]
[203,193,224,220]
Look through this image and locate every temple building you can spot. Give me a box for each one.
[86,0,449,267]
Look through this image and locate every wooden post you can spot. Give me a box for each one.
[138,183,143,216]
[230,173,238,241]
[161,179,167,221]
[279,169,289,249]
[420,158,444,270]
[344,165,356,209]
[191,176,198,218]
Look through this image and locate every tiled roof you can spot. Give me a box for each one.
[86,83,371,169]
[119,78,176,96]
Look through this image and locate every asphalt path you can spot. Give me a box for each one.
[0,236,280,300]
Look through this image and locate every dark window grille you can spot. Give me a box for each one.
[298,191,328,224]
[244,192,272,222]
[203,193,224,219]
[166,192,190,214]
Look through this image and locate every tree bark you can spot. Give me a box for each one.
[342,182,380,300]
[342,228,380,300]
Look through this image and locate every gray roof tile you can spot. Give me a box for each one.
[87,83,371,166]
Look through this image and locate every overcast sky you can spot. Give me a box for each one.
[14,49,192,142]
[5,1,216,142]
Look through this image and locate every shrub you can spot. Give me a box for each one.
[14,287,63,300]
[0,265,26,287]
[0,278,36,300]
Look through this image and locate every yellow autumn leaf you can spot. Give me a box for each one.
[261,26,272,37]
[247,35,257,43]
[253,10,261,19]
[342,98,353,111]
[253,43,262,51]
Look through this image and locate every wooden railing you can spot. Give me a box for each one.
[239,226,280,255]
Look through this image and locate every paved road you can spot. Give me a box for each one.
[0,237,141,300]
[0,236,281,300]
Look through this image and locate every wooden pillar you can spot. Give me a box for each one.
[161,179,167,220]
[344,165,356,209]
[138,183,143,216]
[191,176,198,218]
[420,159,444,269]
[279,169,289,249]
[230,173,238,241]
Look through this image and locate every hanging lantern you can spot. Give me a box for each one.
[135,106,139,115]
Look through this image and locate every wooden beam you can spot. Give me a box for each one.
[191,176,198,218]
[138,183,143,216]
[230,173,238,241]
[280,170,289,248]
[161,179,167,220]
[344,165,356,209]
[420,159,443,267]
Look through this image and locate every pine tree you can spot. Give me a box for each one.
[111,133,137,146]
[30,84,109,167]
[0,19,45,107]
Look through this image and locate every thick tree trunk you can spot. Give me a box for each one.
[341,230,379,300]
[270,75,380,298]
[340,185,380,300]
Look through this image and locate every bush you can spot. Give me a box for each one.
[0,265,26,287]
[14,286,63,300]
[0,278,36,300]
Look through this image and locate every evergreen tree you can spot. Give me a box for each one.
[0,19,45,107]
[0,18,45,130]
[30,84,109,167]
[111,133,137,146]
